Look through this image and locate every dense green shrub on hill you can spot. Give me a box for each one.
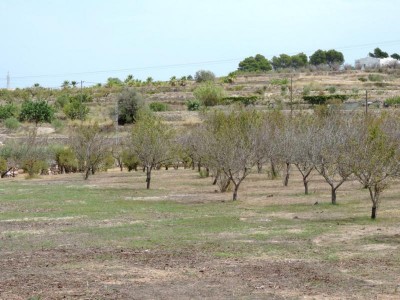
[19,99,54,125]
[63,98,90,120]
[117,88,144,125]
[186,99,201,111]
[221,96,258,106]
[193,83,225,107]
[0,103,19,120]
[303,94,350,105]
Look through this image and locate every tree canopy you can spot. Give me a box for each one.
[309,49,344,66]
[391,53,400,60]
[369,47,389,58]
[194,70,216,83]
[238,54,272,72]
[271,53,308,70]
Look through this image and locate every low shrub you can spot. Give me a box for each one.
[222,96,258,106]
[149,102,169,112]
[4,117,20,130]
[270,78,289,85]
[0,103,19,120]
[193,83,225,107]
[384,96,400,107]
[303,94,350,105]
[368,74,383,82]
[326,86,337,94]
[51,119,65,132]
[186,99,201,111]
[63,98,89,120]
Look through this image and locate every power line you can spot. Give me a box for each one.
[2,59,239,81]
[2,39,400,82]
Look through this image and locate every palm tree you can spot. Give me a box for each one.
[62,80,70,89]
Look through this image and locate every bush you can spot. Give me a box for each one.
[4,117,20,130]
[99,153,115,171]
[149,102,168,112]
[55,94,70,109]
[0,157,7,174]
[22,159,48,178]
[19,99,54,125]
[54,147,78,173]
[122,150,139,171]
[302,85,311,96]
[358,77,367,82]
[368,74,383,82]
[0,103,19,120]
[221,96,258,106]
[186,99,201,111]
[51,119,64,132]
[117,88,144,125]
[384,96,400,107]
[193,83,225,107]
[194,70,216,83]
[63,98,89,120]
[327,86,337,94]
[270,78,289,85]
[303,94,350,105]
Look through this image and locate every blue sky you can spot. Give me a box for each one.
[1,0,400,88]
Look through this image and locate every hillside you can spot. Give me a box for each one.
[1,69,400,141]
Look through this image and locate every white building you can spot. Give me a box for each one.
[355,57,399,69]
[379,57,399,67]
[355,57,380,69]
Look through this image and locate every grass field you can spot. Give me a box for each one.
[1,168,400,299]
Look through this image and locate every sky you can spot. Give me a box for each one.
[1,0,400,88]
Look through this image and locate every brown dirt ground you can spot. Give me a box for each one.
[1,169,400,299]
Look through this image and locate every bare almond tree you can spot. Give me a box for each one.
[275,117,295,187]
[258,111,286,180]
[129,111,173,189]
[69,123,111,180]
[351,114,400,219]
[291,115,316,195]
[202,108,261,201]
[311,113,354,204]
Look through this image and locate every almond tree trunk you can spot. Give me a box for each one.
[369,187,380,219]
[146,166,152,189]
[284,162,291,187]
[84,167,91,180]
[304,179,309,195]
[331,186,337,205]
[270,159,278,179]
[232,183,240,201]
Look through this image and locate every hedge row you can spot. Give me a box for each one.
[302,94,351,105]
[222,96,258,106]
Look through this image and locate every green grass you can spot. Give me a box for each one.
[1,175,399,262]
